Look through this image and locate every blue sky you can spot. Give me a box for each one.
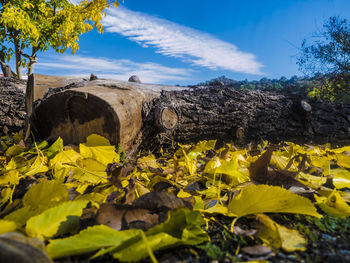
[35,0,350,85]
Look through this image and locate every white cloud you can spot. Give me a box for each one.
[37,55,191,84]
[103,7,263,75]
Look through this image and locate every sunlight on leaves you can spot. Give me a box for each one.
[228,185,322,218]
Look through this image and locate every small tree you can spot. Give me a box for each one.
[297,16,350,101]
[0,0,120,78]
[0,0,120,138]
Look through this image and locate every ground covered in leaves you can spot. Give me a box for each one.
[0,133,350,262]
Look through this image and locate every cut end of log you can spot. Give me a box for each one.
[33,90,120,145]
[160,107,178,130]
[301,100,312,112]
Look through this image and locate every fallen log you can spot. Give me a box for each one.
[32,78,184,152]
[2,74,349,152]
[0,74,84,136]
[140,86,350,151]
[31,77,350,154]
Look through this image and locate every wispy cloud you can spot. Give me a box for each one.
[103,7,263,75]
[37,55,191,84]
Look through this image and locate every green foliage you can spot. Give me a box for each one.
[298,16,350,102]
[47,208,209,261]
[308,76,350,102]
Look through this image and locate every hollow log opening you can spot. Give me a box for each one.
[33,90,120,145]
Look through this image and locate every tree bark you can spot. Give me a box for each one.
[139,86,350,151]
[32,79,183,151]
[0,78,26,134]
[32,80,350,154]
[14,38,22,80]
[0,61,13,78]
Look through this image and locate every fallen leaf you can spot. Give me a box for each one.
[228,184,321,218]
[256,214,307,252]
[315,190,350,218]
[26,200,89,239]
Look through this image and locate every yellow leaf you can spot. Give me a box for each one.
[204,158,249,185]
[79,144,120,166]
[49,149,82,170]
[85,134,111,146]
[1,187,12,204]
[331,168,350,189]
[23,180,69,210]
[191,140,216,153]
[25,155,48,176]
[256,214,307,252]
[204,202,229,215]
[75,192,106,203]
[309,155,331,175]
[336,153,350,168]
[0,219,17,234]
[0,170,20,186]
[4,206,39,226]
[5,144,25,156]
[297,172,327,188]
[315,190,350,218]
[137,155,160,170]
[177,189,192,198]
[26,200,89,240]
[228,185,321,218]
[5,156,29,171]
[72,158,108,184]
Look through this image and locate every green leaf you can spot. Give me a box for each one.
[26,200,89,239]
[47,208,208,261]
[228,185,322,218]
[112,208,209,262]
[46,225,142,259]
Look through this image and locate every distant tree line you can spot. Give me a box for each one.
[198,16,350,103]
[195,75,319,97]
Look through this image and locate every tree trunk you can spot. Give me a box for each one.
[32,80,350,154]
[32,78,184,151]
[138,86,350,151]
[0,78,26,134]
[14,39,22,80]
[0,61,13,78]
[24,74,35,140]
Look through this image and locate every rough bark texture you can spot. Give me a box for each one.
[0,61,13,78]
[32,79,184,151]
[2,74,349,152]
[0,78,26,134]
[139,86,350,151]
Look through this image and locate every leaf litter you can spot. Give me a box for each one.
[0,134,350,262]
